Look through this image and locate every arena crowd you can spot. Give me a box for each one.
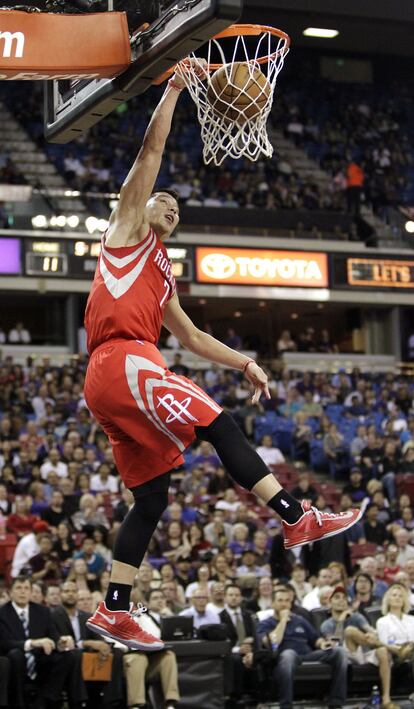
[1,76,413,227]
[0,350,414,708]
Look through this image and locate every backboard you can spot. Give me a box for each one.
[44,0,242,143]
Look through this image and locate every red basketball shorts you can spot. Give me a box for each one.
[84,339,222,488]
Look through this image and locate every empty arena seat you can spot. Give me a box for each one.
[310,608,330,631]
[396,473,414,497]
[350,542,378,566]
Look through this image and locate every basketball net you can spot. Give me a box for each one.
[175,26,289,166]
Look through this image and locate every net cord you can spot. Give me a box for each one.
[176,30,288,166]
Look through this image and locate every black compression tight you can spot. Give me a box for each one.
[112,472,170,567]
[196,411,271,490]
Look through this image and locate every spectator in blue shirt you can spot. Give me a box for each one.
[191,441,221,472]
[73,536,106,580]
[257,586,348,709]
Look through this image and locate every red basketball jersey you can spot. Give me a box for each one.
[85,229,176,354]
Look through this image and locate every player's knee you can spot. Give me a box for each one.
[134,490,168,523]
[196,410,240,442]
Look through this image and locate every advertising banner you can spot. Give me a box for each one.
[196,247,328,288]
[347,258,414,288]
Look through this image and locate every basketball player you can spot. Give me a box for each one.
[85,62,361,650]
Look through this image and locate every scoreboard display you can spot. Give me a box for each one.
[17,238,193,282]
[3,234,413,294]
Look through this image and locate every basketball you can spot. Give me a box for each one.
[206,61,271,124]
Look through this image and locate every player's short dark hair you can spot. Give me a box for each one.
[151,188,180,203]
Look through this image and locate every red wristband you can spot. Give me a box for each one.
[242,359,255,374]
[168,78,183,92]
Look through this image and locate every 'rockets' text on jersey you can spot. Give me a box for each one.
[84,229,176,354]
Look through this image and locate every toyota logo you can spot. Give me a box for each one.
[201,253,236,280]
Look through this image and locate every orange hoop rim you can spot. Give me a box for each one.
[153,24,289,85]
[201,24,290,72]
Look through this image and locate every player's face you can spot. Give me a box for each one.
[145,193,179,239]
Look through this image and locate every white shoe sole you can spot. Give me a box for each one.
[86,620,165,651]
[284,508,363,549]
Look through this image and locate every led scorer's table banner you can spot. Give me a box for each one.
[196,247,329,288]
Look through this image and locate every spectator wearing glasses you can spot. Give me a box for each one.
[179,588,220,629]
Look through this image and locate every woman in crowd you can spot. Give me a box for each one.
[290,561,312,602]
[67,556,100,592]
[376,584,414,663]
[28,481,49,515]
[187,522,212,561]
[159,520,189,562]
[210,552,236,584]
[229,522,252,559]
[159,562,176,585]
[75,472,92,496]
[247,575,274,612]
[0,464,18,493]
[71,493,110,533]
[185,564,213,600]
[53,520,75,574]
[328,561,348,589]
[92,526,113,564]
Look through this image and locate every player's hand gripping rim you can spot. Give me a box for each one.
[173,58,208,89]
[244,361,271,404]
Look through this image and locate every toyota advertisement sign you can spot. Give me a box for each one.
[196,247,329,288]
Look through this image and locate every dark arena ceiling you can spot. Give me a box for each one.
[242,0,414,57]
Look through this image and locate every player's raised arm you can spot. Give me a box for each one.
[106,77,183,247]
[106,60,207,247]
[163,292,270,404]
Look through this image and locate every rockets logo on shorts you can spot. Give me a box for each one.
[125,354,221,452]
[156,393,199,424]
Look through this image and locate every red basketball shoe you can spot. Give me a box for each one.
[282,500,362,549]
[86,602,165,651]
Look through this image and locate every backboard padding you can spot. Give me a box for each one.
[44,0,242,143]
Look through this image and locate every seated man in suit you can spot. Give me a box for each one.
[122,589,180,709]
[0,575,76,709]
[220,584,259,707]
[52,580,124,709]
